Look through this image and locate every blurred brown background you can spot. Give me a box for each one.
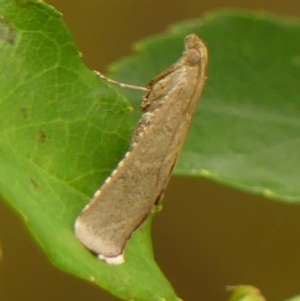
[1,1,300,300]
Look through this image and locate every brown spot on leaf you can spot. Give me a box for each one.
[38,130,47,144]
[20,107,28,119]
[30,178,38,189]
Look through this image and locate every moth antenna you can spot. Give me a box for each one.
[94,70,149,91]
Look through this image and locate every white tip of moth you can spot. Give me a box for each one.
[98,253,125,265]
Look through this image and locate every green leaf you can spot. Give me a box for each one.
[227,285,266,301]
[111,11,300,203]
[284,295,300,301]
[0,1,179,301]
[227,286,300,301]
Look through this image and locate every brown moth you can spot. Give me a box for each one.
[75,34,208,264]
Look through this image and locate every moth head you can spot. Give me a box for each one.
[184,33,208,66]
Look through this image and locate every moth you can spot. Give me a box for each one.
[75,34,208,264]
